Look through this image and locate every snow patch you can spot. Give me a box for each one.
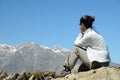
[0,44,17,53]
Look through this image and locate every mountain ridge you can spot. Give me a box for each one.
[0,42,119,74]
[0,42,69,74]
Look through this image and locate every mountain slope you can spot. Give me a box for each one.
[0,42,69,73]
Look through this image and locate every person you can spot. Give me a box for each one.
[63,15,111,74]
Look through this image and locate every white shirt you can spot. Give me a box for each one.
[74,28,110,63]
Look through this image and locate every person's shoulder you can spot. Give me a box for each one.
[89,29,98,35]
[85,28,93,34]
[86,29,98,38]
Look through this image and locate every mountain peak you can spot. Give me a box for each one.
[0,42,69,73]
[15,42,39,50]
[52,46,70,52]
[23,42,38,46]
[51,46,69,56]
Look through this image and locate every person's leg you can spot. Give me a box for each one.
[63,47,79,70]
[71,47,91,73]
[63,46,91,72]
[75,47,90,68]
[71,63,90,73]
[78,63,90,72]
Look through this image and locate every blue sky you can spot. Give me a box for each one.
[0,0,120,64]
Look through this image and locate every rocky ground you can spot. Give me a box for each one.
[0,70,55,80]
[0,67,120,80]
[52,67,120,80]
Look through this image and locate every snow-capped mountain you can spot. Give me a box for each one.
[0,42,69,73]
[0,42,119,74]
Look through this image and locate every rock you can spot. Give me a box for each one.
[0,74,8,80]
[0,70,8,80]
[0,70,55,80]
[3,73,19,80]
[3,74,13,80]
[29,75,35,80]
[26,71,55,80]
[40,71,55,80]
[52,67,120,80]
[16,71,28,80]
[2,67,120,80]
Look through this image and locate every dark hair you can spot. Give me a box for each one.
[80,15,95,29]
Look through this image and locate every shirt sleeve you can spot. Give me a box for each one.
[74,33,90,47]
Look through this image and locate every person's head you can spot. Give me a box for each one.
[80,15,95,33]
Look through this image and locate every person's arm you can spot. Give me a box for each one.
[74,33,82,45]
[74,33,90,47]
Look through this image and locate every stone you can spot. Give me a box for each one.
[52,67,120,80]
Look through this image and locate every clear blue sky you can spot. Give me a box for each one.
[0,0,120,64]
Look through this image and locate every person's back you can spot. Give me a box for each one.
[84,28,110,66]
[88,29,107,50]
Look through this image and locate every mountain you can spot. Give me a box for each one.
[0,42,69,74]
[0,42,119,74]
[110,62,120,68]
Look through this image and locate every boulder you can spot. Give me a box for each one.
[52,67,120,80]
